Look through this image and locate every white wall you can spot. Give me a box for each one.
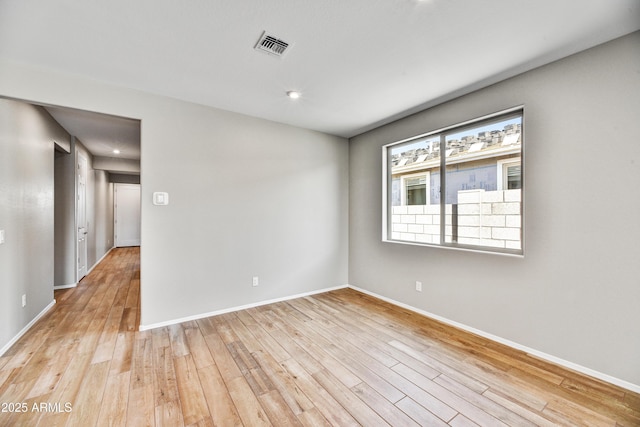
[349,32,640,386]
[0,99,59,350]
[0,59,349,330]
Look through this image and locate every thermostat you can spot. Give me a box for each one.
[153,192,169,206]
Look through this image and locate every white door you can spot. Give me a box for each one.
[115,184,141,247]
[77,154,88,280]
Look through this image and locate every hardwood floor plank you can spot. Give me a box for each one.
[455,357,551,411]
[433,373,536,427]
[1,248,637,427]
[130,332,154,390]
[126,384,155,427]
[195,317,218,337]
[184,327,215,370]
[258,314,362,389]
[388,339,489,393]
[152,343,180,406]
[239,319,291,363]
[34,351,93,427]
[449,413,481,427]
[543,395,618,427]
[351,382,421,427]
[173,354,210,426]
[251,350,315,415]
[186,415,214,427]
[168,324,190,358]
[65,360,110,427]
[481,389,559,427]
[225,375,272,427]
[0,315,58,371]
[109,331,134,377]
[257,325,324,376]
[280,358,360,426]
[282,316,405,402]
[312,368,390,426]
[395,396,450,427]
[257,389,304,427]
[197,364,242,427]
[92,303,125,364]
[96,371,131,426]
[202,332,243,383]
[296,407,332,427]
[393,362,507,426]
[24,336,77,400]
[154,400,185,427]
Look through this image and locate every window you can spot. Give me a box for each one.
[401,172,430,206]
[383,108,523,255]
[405,176,426,205]
[497,158,522,190]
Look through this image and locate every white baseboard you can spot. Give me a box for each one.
[0,299,56,357]
[347,285,640,394]
[87,246,114,275]
[139,284,349,331]
[54,282,77,290]
[53,247,114,290]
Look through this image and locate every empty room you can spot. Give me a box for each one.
[1,0,639,426]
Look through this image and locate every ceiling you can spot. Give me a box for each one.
[1,0,639,145]
[46,106,140,161]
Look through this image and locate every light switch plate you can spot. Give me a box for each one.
[0,229,4,244]
[153,192,169,206]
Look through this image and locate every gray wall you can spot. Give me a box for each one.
[0,60,349,332]
[349,32,640,385]
[54,143,76,286]
[76,141,114,270]
[110,173,140,185]
[140,101,349,326]
[0,99,60,350]
[93,156,140,175]
[93,168,114,259]
[54,137,115,288]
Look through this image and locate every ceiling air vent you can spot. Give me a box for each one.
[255,31,290,57]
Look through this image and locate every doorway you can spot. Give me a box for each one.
[115,183,141,247]
[77,153,88,280]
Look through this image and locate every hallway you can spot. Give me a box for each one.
[0,247,140,426]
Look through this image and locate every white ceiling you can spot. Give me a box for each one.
[1,0,639,145]
[46,106,140,160]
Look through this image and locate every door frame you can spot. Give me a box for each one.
[76,152,88,281]
[114,183,141,247]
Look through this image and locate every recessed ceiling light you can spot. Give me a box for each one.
[113,149,121,154]
[286,91,301,99]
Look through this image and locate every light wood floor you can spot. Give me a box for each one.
[1,248,638,426]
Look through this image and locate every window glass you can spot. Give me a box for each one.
[384,109,523,254]
[405,176,427,205]
[506,164,521,189]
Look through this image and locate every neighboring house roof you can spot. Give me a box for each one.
[391,123,522,174]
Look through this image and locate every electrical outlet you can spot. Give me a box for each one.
[22,294,26,307]
[252,276,259,287]
[415,281,422,292]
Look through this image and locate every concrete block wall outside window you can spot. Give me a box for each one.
[391,189,521,250]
